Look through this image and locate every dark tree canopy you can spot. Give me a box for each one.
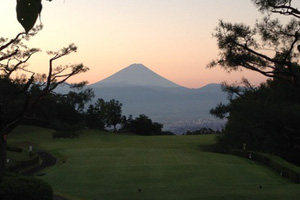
[85,98,123,131]
[210,0,300,165]
[0,27,88,180]
[121,114,163,136]
[211,79,300,164]
[252,0,300,17]
[209,0,300,87]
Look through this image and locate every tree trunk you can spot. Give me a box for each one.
[0,128,7,183]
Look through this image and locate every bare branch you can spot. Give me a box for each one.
[0,33,25,52]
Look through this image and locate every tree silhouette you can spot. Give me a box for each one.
[209,0,300,163]
[0,27,88,181]
[121,114,163,136]
[85,99,123,131]
[104,99,123,131]
[208,0,300,88]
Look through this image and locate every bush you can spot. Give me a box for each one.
[186,128,217,135]
[52,122,84,139]
[53,129,80,138]
[0,176,53,200]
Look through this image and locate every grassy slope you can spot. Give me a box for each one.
[8,126,300,200]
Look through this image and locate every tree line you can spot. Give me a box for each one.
[209,0,300,165]
[20,84,169,137]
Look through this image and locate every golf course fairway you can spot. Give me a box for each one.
[8,126,300,200]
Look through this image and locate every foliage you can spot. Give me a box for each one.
[66,84,94,112]
[211,79,300,164]
[85,98,122,131]
[85,101,165,135]
[121,114,163,135]
[21,83,94,139]
[0,31,89,132]
[209,0,300,165]
[52,121,85,139]
[24,83,94,135]
[252,0,300,17]
[104,99,123,130]
[208,0,300,88]
[0,176,53,200]
[85,104,105,130]
[186,128,219,135]
[0,37,89,133]
[0,27,89,180]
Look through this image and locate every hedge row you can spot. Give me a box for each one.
[232,150,300,183]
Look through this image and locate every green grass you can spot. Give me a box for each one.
[8,126,300,200]
[6,150,31,168]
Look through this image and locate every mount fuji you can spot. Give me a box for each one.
[93,63,181,88]
[88,64,227,133]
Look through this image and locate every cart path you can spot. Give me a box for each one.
[22,151,68,200]
[22,151,57,176]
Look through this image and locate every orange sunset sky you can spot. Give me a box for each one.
[1,0,280,88]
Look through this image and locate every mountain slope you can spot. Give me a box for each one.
[91,63,182,88]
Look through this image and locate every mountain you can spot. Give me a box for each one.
[88,64,227,134]
[92,63,181,88]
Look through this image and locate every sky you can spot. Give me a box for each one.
[0,0,275,88]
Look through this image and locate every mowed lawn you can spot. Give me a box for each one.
[9,126,300,200]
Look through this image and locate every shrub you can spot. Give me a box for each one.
[52,122,84,139]
[53,129,80,138]
[186,128,217,135]
[0,176,53,200]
